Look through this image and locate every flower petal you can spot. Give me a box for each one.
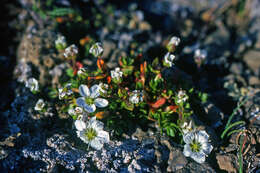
[77,131,89,144]
[90,138,103,150]
[90,84,101,98]
[183,144,192,157]
[75,120,86,131]
[94,98,108,108]
[92,121,104,131]
[76,97,86,107]
[201,143,213,155]
[197,130,209,144]
[97,130,110,143]
[190,152,206,164]
[183,132,195,144]
[79,84,90,97]
[84,104,96,113]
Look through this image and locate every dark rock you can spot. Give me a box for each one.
[216,154,238,173]
[230,63,243,75]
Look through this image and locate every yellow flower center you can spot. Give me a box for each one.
[84,128,97,141]
[190,140,201,152]
[85,97,94,105]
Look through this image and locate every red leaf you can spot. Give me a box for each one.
[149,97,166,108]
[73,62,83,75]
[107,76,111,84]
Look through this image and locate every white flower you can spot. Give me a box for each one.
[25,78,39,92]
[181,121,193,134]
[98,83,108,95]
[55,35,67,50]
[164,52,176,67]
[75,117,110,150]
[194,49,207,66]
[176,90,188,104]
[89,42,103,57]
[34,99,45,111]
[77,67,87,76]
[168,36,180,47]
[76,84,108,113]
[58,83,73,100]
[183,130,213,163]
[68,106,83,116]
[111,67,123,81]
[129,90,143,104]
[64,44,78,58]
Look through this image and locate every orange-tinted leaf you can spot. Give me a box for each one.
[95,74,106,80]
[150,97,166,108]
[118,57,124,67]
[95,111,107,119]
[56,17,64,23]
[97,59,104,70]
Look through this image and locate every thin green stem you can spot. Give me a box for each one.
[221,121,245,139]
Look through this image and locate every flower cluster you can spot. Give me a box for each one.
[111,67,123,82]
[176,90,189,104]
[89,42,103,57]
[194,49,207,68]
[64,44,78,59]
[25,78,39,93]
[129,90,143,104]
[163,36,180,67]
[34,99,45,111]
[55,34,67,51]
[58,83,73,100]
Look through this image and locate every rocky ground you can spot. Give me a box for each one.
[0,0,260,172]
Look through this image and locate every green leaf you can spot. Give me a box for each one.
[122,66,134,75]
[122,101,134,111]
[48,88,58,98]
[47,8,75,17]
[152,58,159,67]
[66,68,74,78]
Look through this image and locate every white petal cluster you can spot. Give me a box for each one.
[55,35,67,49]
[64,44,78,58]
[89,42,103,57]
[76,84,108,113]
[77,67,87,76]
[58,83,73,100]
[181,121,193,134]
[129,90,143,104]
[183,130,213,163]
[111,67,123,81]
[164,52,176,67]
[168,36,181,47]
[75,117,110,150]
[176,90,188,104]
[25,78,39,92]
[194,49,207,64]
[68,106,83,116]
[98,83,109,95]
[34,99,45,111]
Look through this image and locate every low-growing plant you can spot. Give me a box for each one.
[24,35,213,163]
[50,36,194,138]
